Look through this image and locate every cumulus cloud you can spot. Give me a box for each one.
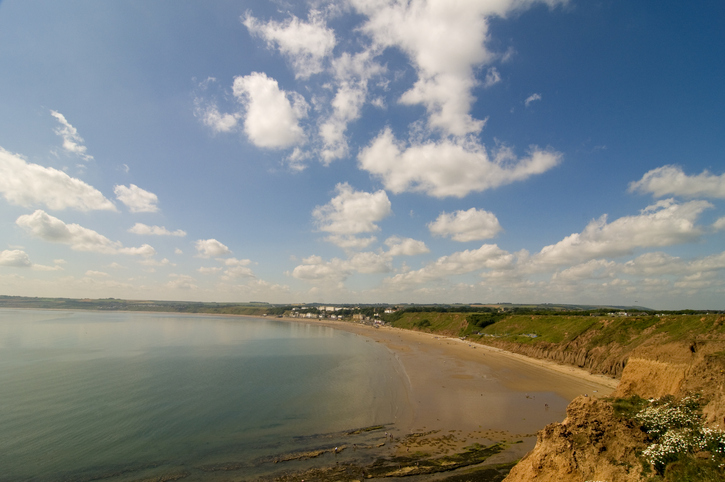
[196,102,240,133]
[167,274,198,290]
[319,50,386,163]
[291,251,391,283]
[352,0,564,135]
[384,244,514,286]
[198,266,222,274]
[552,259,616,281]
[524,93,542,106]
[195,239,232,258]
[0,147,116,211]
[243,10,336,79]
[483,67,501,88]
[128,223,186,237]
[714,217,725,231]
[384,236,429,256]
[233,72,308,149]
[50,110,93,160]
[534,199,712,266]
[220,257,255,279]
[348,251,392,274]
[0,249,32,268]
[291,255,349,282]
[313,183,392,235]
[621,250,725,278]
[114,184,159,213]
[428,208,502,242]
[621,252,686,277]
[16,210,156,256]
[358,128,561,198]
[629,165,725,199]
[139,258,173,267]
[324,234,378,250]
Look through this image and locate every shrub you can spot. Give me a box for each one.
[633,396,725,474]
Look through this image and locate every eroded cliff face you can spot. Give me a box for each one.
[483,336,629,377]
[504,396,648,482]
[503,329,725,481]
[614,340,725,429]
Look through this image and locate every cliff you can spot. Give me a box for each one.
[503,317,725,482]
[504,396,649,481]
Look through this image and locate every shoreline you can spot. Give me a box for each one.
[1,308,619,480]
[272,316,617,472]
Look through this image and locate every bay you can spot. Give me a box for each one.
[0,309,408,481]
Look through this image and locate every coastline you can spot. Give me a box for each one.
[270,316,618,478]
[1,308,619,480]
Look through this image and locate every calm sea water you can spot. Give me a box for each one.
[0,309,409,481]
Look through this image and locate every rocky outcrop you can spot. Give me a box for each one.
[504,396,648,482]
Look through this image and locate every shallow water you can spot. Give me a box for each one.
[0,309,408,481]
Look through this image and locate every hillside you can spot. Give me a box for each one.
[385,310,724,377]
[386,310,725,480]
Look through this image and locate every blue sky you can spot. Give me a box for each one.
[1,0,724,309]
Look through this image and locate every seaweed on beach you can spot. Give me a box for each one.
[364,441,506,478]
[437,461,517,482]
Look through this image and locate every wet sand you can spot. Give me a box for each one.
[280,318,617,466]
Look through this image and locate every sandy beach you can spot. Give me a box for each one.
[280,317,617,467]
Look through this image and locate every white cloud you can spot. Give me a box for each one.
[428,208,502,242]
[534,199,712,266]
[220,257,255,279]
[290,251,391,283]
[552,259,616,281]
[324,234,378,250]
[313,183,392,234]
[243,10,336,79]
[291,255,349,282]
[384,243,513,286]
[114,184,159,213]
[85,270,110,277]
[674,271,723,291]
[483,67,501,88]
[621,252,685,277]
[195,239,232,258]
[50,110,93,161]
[16,210,156,256]
[524,93,542,106]
[352,0,565,135]
[128,223,186,237]
[347,251,392,274]
[629,165,725,199]
[319,83,366,163]
[31,263,64,272]
[358,128,561,198]
[714,217,725,231]
[619,250,725,280]
[198,266,223,274]
[232,72,308,148]
[384,236,429,256]
[196,102,240,133]
[0,249,32,268]
[167,274,198,290]
[140,258,173,267]
[0,147,116,211]
[319,50,386,164]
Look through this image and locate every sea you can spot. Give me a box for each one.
[0,309,410,481]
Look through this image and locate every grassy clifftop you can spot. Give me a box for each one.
[387,310,723,345]
[386,310,725,378]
